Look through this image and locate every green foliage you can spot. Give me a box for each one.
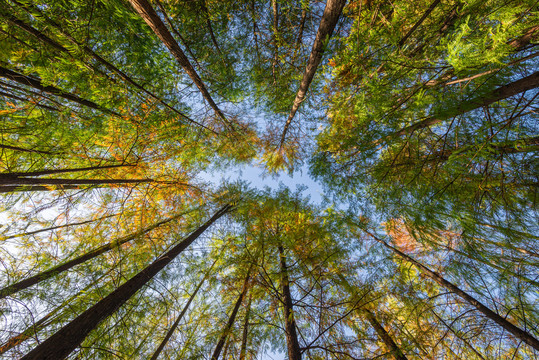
[0,0,538,359]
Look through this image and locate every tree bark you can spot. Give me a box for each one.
[128,0,230,127]
[362,310,408,360]
[364,230,539,351]
[0,211,188,299]
[278,245,302,360]
[280,0,346,147]
[211,269,251,360]
[150,258,217,360]
[21,204,231,360]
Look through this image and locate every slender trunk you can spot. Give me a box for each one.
[280,0,346,147]
[211,269,251,360]
[3,164,135,178]
[128,0,230,127]
[278,245,302,360]
[155,0,203,70]
[0,176,159,187]
[291,9,307,63]
[389,136,539,169]
[336,275,406,359]
[397,0,441,48]
[508,25,539,50]
[430,309,486,360]
[0,185,82,193]
[0,270,112,354]
[200,0,223,56]
[387,71,539,139]
[150,258,218,360]
[2,213,115,240]
[12,1,209,131]
[0,210,189,299]
[364,230,539,350]
[271,0,279,83]
[0,144,57,155]
[430,240,539,287]
[0,66,119,116]
[363,310,408,360]
[239,294,252,360]
[21,205,231,360]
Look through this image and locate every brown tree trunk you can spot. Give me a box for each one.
[0,211,188,299]
[21,204,231,360]
[0,176,162,187]
[362,310,408,360]
[278,245,302,360]
[386,71,539,140]
[271,0,279,83]
[0,185,82,193]
[397,0,441,48]
[3,213,115,240]
[0,270,112,355]
[3,164,135,178]
[364,230,539,351]
[280,0,346,147]
[211,269,252,360]
[150,259,218,360]
[0,144,57,155]
[10,1,209,131]
[239,294,252,360]
[128,0,231,128]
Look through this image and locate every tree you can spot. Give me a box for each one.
[21,204,231,360]
[1,1,538,359]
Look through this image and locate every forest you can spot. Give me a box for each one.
[0,0,538,359]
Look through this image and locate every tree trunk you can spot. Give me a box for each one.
[128,0,230,128]
[239,294,252,360]
[10,1,209,131]
[271,0,279,83]
[0,210,189,299]
[150,258,218,360]
[0,185,83,193]
[3,213,115,240]
[21,204,231,360]
[386,70,539,140]
[280,0,346,147]
[0,270,112,355]
[362,310,408,360]
[0,66,119,116]
[0,176,166,188]
[3,164,135,178]
[211,269,251,360]
[397,0,441,48]
[278,245,302,360]
[364,230,539,351]
[0,144,57,155]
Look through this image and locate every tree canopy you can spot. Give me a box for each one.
[0,0,538,359]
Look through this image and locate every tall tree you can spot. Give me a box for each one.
[20,204,231,360]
